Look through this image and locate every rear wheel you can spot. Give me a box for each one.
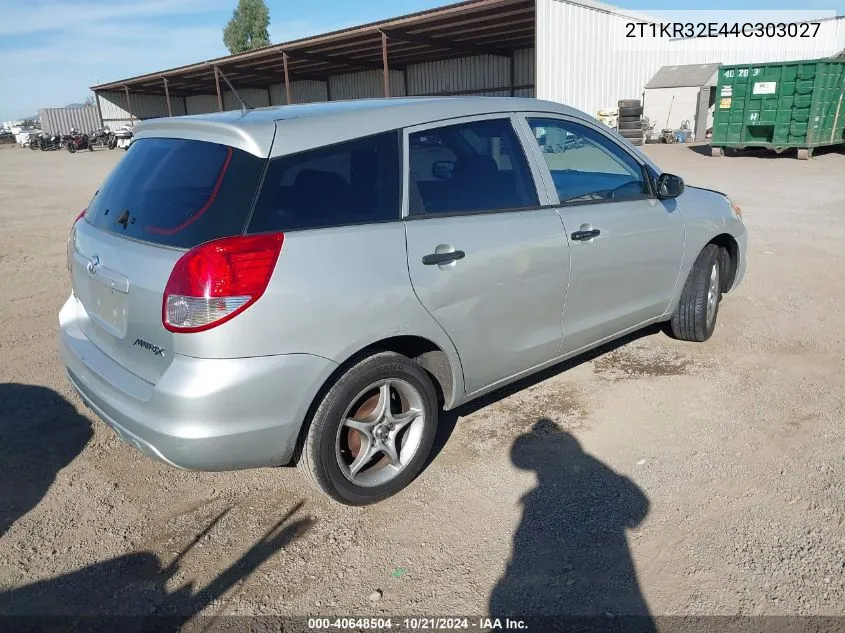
[300,352,438,505]
[66,142,76,153]
[618,99,641,108]
[668,244,722,342]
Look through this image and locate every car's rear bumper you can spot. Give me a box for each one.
[58,296,337,471]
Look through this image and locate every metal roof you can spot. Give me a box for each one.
[91,0,536,97]
[644,63,721,89]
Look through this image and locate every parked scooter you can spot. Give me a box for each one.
[66,128,93,153]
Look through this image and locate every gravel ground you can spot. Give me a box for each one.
[1,142,844,625]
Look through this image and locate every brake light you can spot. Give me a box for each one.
[67,209,86,274]
[162,233,284,333]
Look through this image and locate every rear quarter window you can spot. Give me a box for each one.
[85,137,265,248]
[248,131,401,233]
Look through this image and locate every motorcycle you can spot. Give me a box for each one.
[89,128,113,149]
[66,128,93,153]
[37,133,65,151]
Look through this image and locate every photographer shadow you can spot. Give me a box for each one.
[490,419,654,631]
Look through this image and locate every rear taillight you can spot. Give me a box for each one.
[163,233,284,333]
[67,209,86,274]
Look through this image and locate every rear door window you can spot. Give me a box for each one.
[248,131,401,233]
[408,118,538,216]
[85,137,265,248]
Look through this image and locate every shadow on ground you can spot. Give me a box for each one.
[488,419,653,628]
[429,324,663,464]
[0,502,312,630]
[686,143,845,159]
[0,383,312,629]
[0,383,93,538]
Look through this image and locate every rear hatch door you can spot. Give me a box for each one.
[70,136,266,384]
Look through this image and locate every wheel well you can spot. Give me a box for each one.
[708,233,739,293]
[290,336,455,466]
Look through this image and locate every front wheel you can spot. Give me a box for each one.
[668,244,722,342]
[299,352,439,505]
[66,142,76,153]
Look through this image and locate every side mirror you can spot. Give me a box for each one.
[432,160,455,180]
[656,173,685,199]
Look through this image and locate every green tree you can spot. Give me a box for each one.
[223,0,271,54]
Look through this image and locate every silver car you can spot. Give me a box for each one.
[59,97,747,505]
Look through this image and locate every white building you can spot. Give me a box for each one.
[91,0,845,129]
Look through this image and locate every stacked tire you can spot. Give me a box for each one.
[617,99,644,146]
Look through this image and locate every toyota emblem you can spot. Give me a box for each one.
[86,255,100,275]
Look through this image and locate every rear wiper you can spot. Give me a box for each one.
[114,209,130,229]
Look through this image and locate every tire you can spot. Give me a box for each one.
[628,138,644,146]
[618,120,642,131]
[88,144,94,151]
[620,129,643,140]
[108,137,117,150]
[66,142,76,153]
[619,106,644,117]
[618,99,641,108]
[29,141,38,151]
[300,352,439,505]
[668,244,722,342]
[618,115,641,124]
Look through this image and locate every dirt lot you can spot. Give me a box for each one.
[1,142,844,626]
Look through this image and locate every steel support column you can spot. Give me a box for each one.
[283,52,292,105]
[214,66,223,111]
[123,85,134,124]
[162,77,173,116]
[381,31,390,98]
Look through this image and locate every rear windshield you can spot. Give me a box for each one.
[85,137,265,248]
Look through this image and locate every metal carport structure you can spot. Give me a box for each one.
[91,0,537,128]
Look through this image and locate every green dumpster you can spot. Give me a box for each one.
[710,58,845,159]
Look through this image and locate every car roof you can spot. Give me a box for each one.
[134,97,589,157]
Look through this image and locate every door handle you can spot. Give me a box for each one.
[422,250,465,265]
[571,229,601,241]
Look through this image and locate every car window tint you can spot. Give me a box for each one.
[249,131,401,233]
[85,138,265,248]
[527,118,649,204]
[408,118,538,215]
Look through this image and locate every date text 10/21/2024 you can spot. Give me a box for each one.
[306,618,528,630]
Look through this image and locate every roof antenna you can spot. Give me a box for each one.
[215,65,254,113]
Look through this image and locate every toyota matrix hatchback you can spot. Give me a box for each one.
[60,97,747,505]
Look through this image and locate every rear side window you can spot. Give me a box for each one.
[86,137,265,248]
[408,118,538,216]
[248,131,401,233]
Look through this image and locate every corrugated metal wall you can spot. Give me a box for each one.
[98,90,186,128]
[537,0,845,118]
[268,80,329,105]
[185,94,219,115]
[39,106,101,134]
[223,88,271,110]
[329,70,406,100]
[405,49,535,96]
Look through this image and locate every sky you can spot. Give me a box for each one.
[1,0,843,121]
